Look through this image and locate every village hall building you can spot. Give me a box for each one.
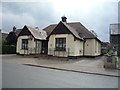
[16,16,101,57]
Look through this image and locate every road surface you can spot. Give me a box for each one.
[2,61,118,88]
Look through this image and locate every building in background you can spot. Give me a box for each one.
[101,42,109,55]
[6,26,21,45]
[0,29,8,45]
[1,30,8,42]
[110,24,120,56]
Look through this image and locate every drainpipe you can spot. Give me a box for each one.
[83,39,86,56]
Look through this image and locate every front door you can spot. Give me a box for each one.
[41,40,48,54]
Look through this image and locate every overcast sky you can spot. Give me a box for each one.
[1,0,119,42]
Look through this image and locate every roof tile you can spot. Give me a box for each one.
[43,22,97,39]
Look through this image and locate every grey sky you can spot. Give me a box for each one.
[1,0,119,42]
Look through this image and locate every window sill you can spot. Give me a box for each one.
[21,49,28,50]
[55,49,66,51]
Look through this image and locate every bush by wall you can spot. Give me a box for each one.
[2,45,16,54]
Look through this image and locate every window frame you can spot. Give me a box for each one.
[21,39,28,50]
[55,38,66,51]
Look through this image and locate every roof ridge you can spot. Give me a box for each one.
[50,24,57,26]
[110,23,120,25]
[27,26,44,31]
[67,22,80,24]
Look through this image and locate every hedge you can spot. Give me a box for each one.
[2,45,16,54]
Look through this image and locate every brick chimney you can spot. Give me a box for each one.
[61,16,67,23]
[13,26,16,32]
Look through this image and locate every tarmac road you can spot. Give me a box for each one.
[2,61,118,88]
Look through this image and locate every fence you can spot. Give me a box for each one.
[48,48,70,57]
[23,47,41,55]
[23,48,72,57]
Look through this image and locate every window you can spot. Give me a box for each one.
[21,39,28,50]
[55,38,66,51]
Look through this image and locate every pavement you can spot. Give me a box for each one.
[2,54,120,77]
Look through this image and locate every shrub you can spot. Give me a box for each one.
[107,50,114,55]
[118,56,120,59]
[2,45,16,54]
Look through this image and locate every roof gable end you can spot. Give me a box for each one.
[48,21,83,40]
[18,25,47,40]
[50,21,71,35]
[18,25,32,37]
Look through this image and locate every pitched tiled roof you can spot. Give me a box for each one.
[9,29,22,36]
[43,24,57,36]
[62,22,83,40]
[67,22,96,39]
[43,21,97,39]
[15,29,22,36]
[26,26,47,40]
